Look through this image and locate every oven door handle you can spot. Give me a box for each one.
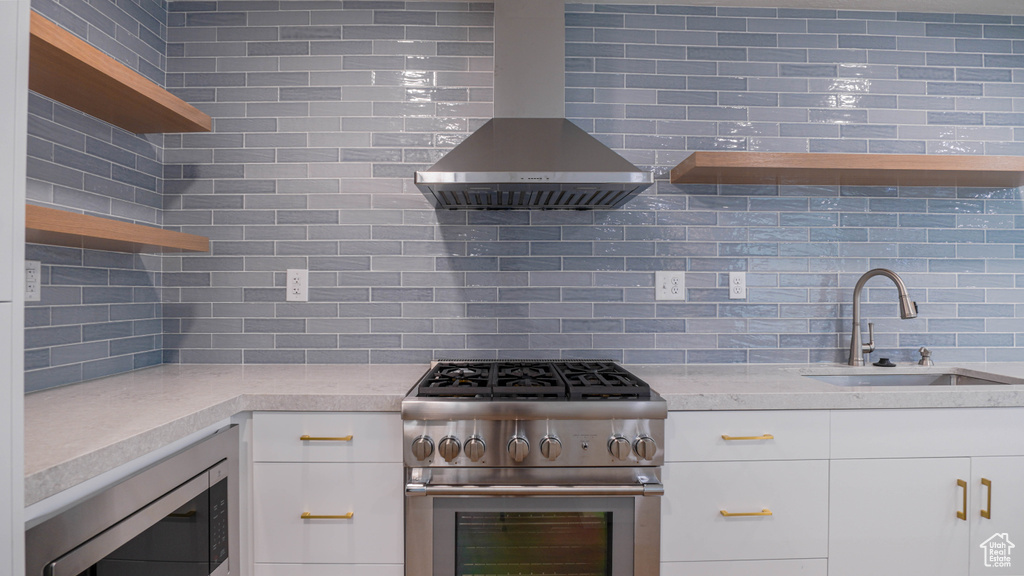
[406,482,664,497]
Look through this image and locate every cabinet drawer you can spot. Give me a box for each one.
[661,460,829,562]
[662,559,827,576]
[253,462,403,564]
[253,412,402,463]
[832,407,1024,459]
[255,565,402,576]
[666,410,829,462]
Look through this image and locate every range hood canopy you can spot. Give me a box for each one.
[414,1,653,210]
[415,118,653,209]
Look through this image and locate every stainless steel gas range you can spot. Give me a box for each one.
[402,360,667,576]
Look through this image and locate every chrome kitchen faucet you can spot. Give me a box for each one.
[848,268,918,366]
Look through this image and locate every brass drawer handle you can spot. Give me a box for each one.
[957,479,967,521]
[301,512,354,520]
[300,435,353,442]
[722,434,774,441]
[720,508,773,517]
[981,478,992,519]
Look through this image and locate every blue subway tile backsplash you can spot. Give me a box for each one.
[22,0,1024,391]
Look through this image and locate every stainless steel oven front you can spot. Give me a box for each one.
[405,466,663,576]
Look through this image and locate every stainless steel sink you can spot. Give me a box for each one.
[805,372,1014,387]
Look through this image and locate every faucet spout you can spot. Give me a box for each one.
[848,268,917,366]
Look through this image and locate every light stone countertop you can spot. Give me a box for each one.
[25,361,1024,506]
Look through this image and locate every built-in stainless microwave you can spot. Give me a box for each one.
[26,425,239,576]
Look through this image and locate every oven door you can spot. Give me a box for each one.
[405,467,662,576]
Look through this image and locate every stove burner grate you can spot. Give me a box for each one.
[416,362,493,398]
[414,360,652,400]
[492,362,565,400]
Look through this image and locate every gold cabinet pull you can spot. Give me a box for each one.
[721,434,774,441]
[957,479,967,521]
[300,435,353,442]
[301,512,354,520]
[168,510,197,519]
[720,508,773,517]
[981,478,992,519]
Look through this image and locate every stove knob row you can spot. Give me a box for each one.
[438,436,461,463]
[411,435,434,461]
[507,436,530,463]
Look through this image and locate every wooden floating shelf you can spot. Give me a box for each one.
[26,205,209,253]
[671,152,1024,188]
[29,12,211,134]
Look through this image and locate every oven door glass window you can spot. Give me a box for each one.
[433,497,634,576]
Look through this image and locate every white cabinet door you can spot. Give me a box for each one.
[253,462,403,564]
[253,412,402,463]
[829,458,971,576]
[255,565,403,576]
[666,410,829,462]
[970,457,1024,576]
[662,559,828,576]
[662,460,829,562]
[0,0,27,303]
[0,303,18,576]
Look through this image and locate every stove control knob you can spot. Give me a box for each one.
[464,437,486,462]
[507,437,530,463]
[411,435,434,461]
[438,436,461,463]
[540,436,562,461]
[608,435,631,461]
[634,436,658,461]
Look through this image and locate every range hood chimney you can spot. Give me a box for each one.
[414,0,654,209]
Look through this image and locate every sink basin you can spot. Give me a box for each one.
[806,372,1014,387]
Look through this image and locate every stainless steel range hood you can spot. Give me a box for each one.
[414,0,653,209]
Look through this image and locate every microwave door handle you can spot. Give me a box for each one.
[406,482,664,497]
[45,473,210,576]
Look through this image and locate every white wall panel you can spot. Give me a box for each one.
[0,0,29,573]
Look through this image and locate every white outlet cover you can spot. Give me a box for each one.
[286,269,308,302]
[25,260,41,302]
[729,271,746,300]
[655,271,686,301]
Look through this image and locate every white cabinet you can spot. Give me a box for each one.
[828,408,1024,576]
[829,457,971,576]
[0,0,27,573]
[662,559,827,576]
[253,462,403,564]
[969,457,1024,575]
[666,410,829,462]
[252,412,403,571]
[662,460,828,562]
[253,412,403,463]
[662,411,829,574]
[255,566,403,576]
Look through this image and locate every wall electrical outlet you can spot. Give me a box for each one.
[286,269,308,302]
[729,271,746,300]
[25,260,41,302]
[655,271,685,301]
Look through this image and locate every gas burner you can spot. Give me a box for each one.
[493,363,564,399]
[416,362,492,398]
[439,366,481,379]
[558,362,651,400]
[504,366,547,379]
